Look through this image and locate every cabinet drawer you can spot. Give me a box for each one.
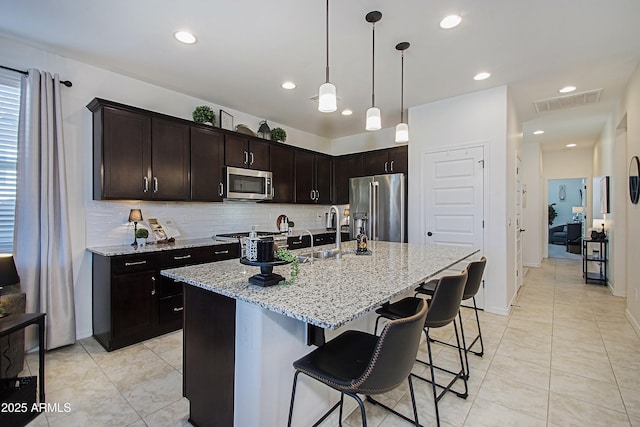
[208,243,240,261]
[287,236,310,249]
[111,254,157,274]
[157,275,183,298]
[159,295,184,325]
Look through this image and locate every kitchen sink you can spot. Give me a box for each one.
[296,248,351,263]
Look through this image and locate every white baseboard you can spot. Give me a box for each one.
[626,310,640,338]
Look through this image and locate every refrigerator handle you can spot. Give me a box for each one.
[371,181,379,240]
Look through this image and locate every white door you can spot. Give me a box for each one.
[515,155,523,294]
[423,146,485,307]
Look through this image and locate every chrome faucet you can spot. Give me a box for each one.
[300,230,314,263]
[329,205,341,259]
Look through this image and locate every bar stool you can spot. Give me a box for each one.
[415,257,487,379]
[374,270,468,427]
[287,299,428,427]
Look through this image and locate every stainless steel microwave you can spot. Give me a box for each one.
[225,166,273,201]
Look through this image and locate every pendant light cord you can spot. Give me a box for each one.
[371,23,376,107]
[400,50,404,123]
[325,0,330,83]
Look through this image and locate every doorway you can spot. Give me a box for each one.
[547,178,585,260]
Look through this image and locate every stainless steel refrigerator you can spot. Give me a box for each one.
[349,173,406,242]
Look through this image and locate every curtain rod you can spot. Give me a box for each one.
[0,65,73,87]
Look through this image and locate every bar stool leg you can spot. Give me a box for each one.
[288,371,301,427]
[458,310,470,380]
[425,328,441,427]
[452,319,468,399]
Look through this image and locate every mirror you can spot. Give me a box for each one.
[630,156,640,204]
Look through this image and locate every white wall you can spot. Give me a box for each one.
[621,63,640,332]
[507,89,523,302]
[0,35,336,340]
[521,142,543,267]
[330,127,404,156]
[408,86,511,315]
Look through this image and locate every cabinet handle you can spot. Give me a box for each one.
[250,152,254,165]
[125,260,147,266]
[384,161,388,173]
[173,254,192,260]
[390,160,394,172]
[315,190,319,201]
[244,151,248,164]
[153,177,158,193]
[173,307,184,312]
[290,240,303,246]
[219,183,224,197]
[214,250,229,255]
[310,190,314,200]
[151,276,156,296]
[143,177,149,193]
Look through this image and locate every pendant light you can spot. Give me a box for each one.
[395,42,410,143]
[318,0,337,112]
[365,11,382,131]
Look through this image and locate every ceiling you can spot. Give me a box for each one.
[1,0,639,151]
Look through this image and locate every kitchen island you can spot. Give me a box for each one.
[162,241,478,427]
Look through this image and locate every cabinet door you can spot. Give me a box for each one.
[249,140,270,170]
[99,107,151,199]
[191,127,224,201]
[388,146,408,174]
[295,150,315,203]
[112,270,157,346]
[315,155,333,204]
[225,135,250,167]
[270,144,295,203]
[151,118,190,200]
[333,154,363,204]
[362,149,390,176]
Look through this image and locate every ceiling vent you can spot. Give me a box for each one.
[533,89,602,113]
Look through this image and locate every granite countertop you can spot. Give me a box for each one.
[86,237,234,257]
[161,241,478,330]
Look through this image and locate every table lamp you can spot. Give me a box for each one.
[128,209,143,246]
[572,206,583,222]
[0,254,20,299]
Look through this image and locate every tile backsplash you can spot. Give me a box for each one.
[86,200,348,248]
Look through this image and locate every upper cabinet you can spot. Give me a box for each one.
[225,135,270,171]
[333,153,363,204]
[269,143,295,203]
[295,150,332,204]
[362,146,408,176]
[89,99,190,201]
[191,126,225,202]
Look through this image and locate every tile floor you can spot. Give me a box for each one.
[20,257,640,426]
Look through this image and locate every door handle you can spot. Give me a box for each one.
[219,183,224,197]
[519,229,526,232]
[143,177,149,193]
[151,276,156,295]
[250,152,254,165]
[390,160,395,172]
[244,150,248,164]
[153,177,158,193]
[427,232,433,236]
[384,161,388,173]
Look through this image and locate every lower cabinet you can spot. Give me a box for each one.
[92,243,239,351]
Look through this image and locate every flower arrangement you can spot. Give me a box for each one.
[192,105,215,125]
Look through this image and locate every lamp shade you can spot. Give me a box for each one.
[592,219,605,230]
[395,123,409,143]
[128,209,143,222]
[0,254,20,287]
[344,208,350,216]
[572,206,584,214]
[318,82,337,113]
[366,107,381,131]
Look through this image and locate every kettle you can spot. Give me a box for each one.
[325,212,336,229]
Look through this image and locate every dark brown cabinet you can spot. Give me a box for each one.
[362,146,408,176]
[333,153,363,204]
[295,150,332,203]
[89,99,190,201]
[92,243,239,351]
[191,126,225,202]
[269,143,295,203]
[225,135,270,170]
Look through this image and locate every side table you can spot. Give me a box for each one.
[0,313,46,423]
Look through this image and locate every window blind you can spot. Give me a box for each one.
[0,69,21,253]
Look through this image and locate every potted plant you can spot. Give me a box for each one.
[275,248,299,285]
[136,227,149,245]
[192,106,215,126]
[271,127,287,143]
[548,203,558,226]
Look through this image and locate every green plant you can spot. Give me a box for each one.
[136,228,149,239]
[548,203,558,226]
[275,248,299,285]
[271,127,287,142]
[192,105,215,125]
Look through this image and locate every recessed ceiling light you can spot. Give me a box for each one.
[174,31,197,44]
[281,81,296,90]
[559,86,576,93]
[341,109,353,116]
[533,130,545,135]
[440,15,462,29]
[474,72,491,81]
[566,143,577,147]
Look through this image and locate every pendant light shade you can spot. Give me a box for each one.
[395,41,410,143]
[318,0,337,113]
[365,11,382,131]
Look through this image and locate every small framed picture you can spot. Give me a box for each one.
[220,110,233,130]
[600,176,610,214]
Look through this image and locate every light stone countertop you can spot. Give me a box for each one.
[161,241,478,330]
[86,237,234,257]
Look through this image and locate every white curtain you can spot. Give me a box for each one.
[14,69,75,350]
